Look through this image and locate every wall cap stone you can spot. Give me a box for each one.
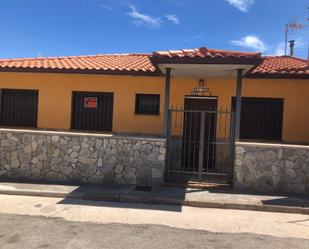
[236,141,309,149]
[0,128,166,143]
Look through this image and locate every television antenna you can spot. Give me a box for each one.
[284,17,307,55]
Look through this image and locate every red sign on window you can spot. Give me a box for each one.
[84,97,98,108]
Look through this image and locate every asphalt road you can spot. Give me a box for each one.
[0,194,309,249]
[0,213,308,249]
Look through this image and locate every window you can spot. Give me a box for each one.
[71,91,114,131]
[232,97,284,141]
[135,94,160,115]
[0,89,38,128]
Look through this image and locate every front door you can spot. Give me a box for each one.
[182,96,217,178]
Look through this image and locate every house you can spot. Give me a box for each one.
[0,46,308,192]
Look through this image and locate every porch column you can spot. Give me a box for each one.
[163,68,171,137]
[235,69,244,141]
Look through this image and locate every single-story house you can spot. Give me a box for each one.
[0,46,308,193]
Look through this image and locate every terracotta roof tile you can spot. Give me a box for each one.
[151,47,262,65]
[0,54,157,75]
[0,48,308,78]
[250,56,309,77]
[153,47,261,59]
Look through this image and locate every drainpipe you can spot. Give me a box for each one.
[163,68,171,137]
[234,69,244,142]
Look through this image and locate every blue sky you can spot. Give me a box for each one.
[0,0,308,58]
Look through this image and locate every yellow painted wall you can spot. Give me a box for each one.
[169,78,309,144]
[0,72,308,143]
[0,72,165,134]
[243,78,309,144]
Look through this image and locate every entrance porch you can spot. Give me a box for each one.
[155,60,260,185]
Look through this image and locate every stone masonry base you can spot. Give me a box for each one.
[0,129,166,187]
[234,142,309,194]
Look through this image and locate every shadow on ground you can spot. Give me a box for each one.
[58,197,183,212]
[207,188,309,208]
[1,180,308,213]
[56,184,188,212]
[261,197,309,208]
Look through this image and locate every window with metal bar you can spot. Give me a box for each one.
[135,94,160,115]
[231,97,284,141]
[0,89,38,128]
[71,91,114,131]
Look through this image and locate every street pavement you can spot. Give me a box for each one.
[0,182,308,214]
[0,194,308,248]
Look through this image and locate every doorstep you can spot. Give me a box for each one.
[0,182,308,215]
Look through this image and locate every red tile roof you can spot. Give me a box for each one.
[250,56,309,78]
[0,54,157,75]
[153,47,261,59]
[151,47,262,65]
[0,47,308,78]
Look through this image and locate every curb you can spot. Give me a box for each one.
[0,189,308,215]
[0,189,84,199]
[183,200,309,215]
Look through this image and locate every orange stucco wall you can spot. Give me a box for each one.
[169,78,309,143]
[0,72,308,143]
[0,72,165,134]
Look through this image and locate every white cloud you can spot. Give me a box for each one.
[167,0,185,7]
[127,5,161,29]
[294,37,305,48]
[225,0,254,12]
[275,37,305,56]
[101,4,113,11]
[231,35,267,51]
[193,35,205,39]
[275,41,285,56]
[165,14,180,24]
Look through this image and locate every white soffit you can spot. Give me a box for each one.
[158,64,255,78]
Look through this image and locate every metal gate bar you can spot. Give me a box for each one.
[166,106,235,184]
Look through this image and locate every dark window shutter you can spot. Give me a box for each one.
[135,94,160,115]
[71,91,114,131]
[0,89,38,128]
[232,97,284,141]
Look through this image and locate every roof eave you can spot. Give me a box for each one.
[0,67,161,77]
[246,73,309,79]
[150,56,263,66]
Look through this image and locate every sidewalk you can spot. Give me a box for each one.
[0,182,308,215]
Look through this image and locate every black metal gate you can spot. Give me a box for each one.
[166,104,235,184]
[0,89,38,128]
[71,91,114,132]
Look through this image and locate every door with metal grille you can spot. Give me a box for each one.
[166,97,235,184]
[0,89,38,128]
[71,91,114,132]
[182,97,217,172]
